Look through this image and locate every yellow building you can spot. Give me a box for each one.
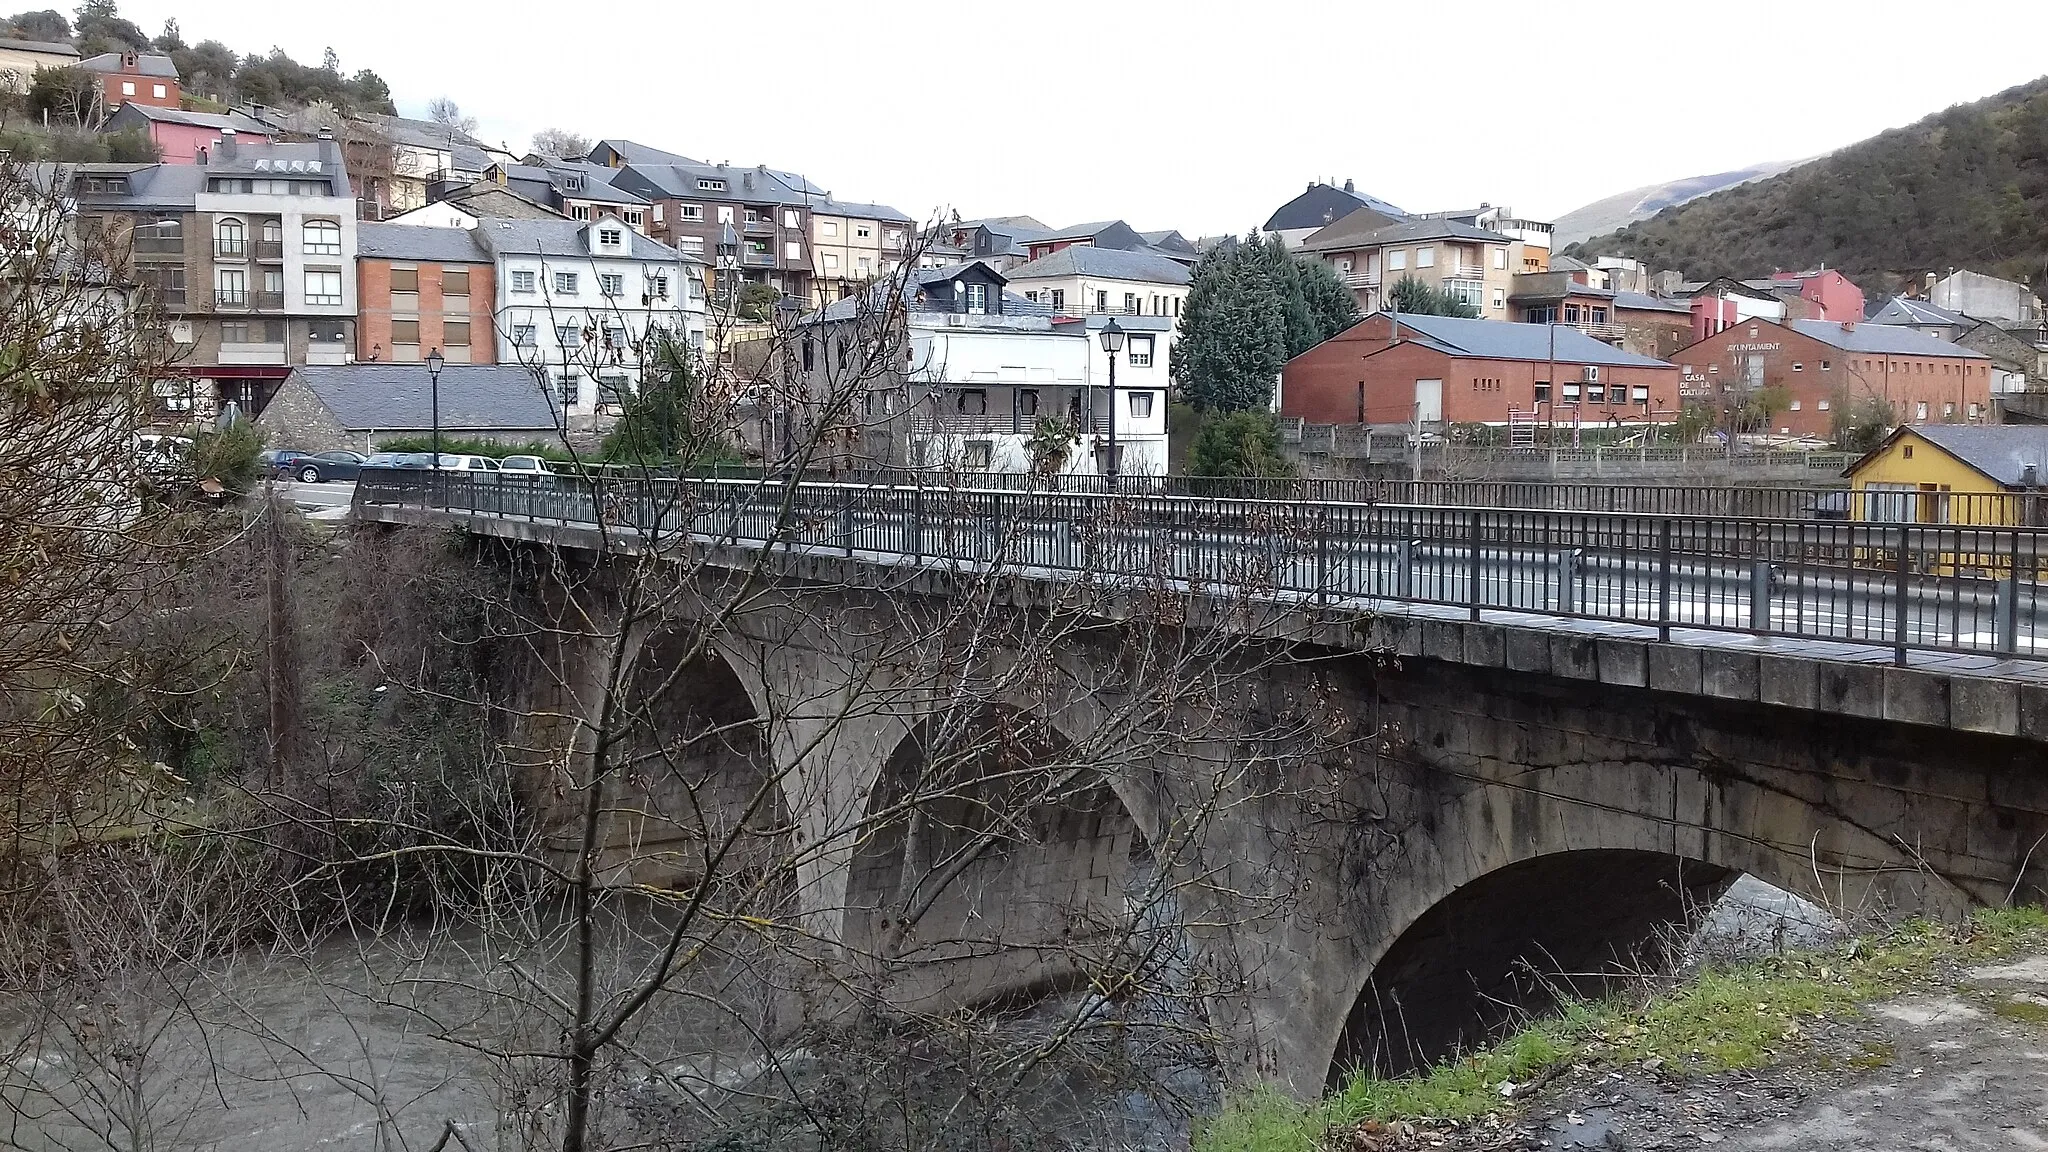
[0,36,78,94]
[1846,425,2048,526]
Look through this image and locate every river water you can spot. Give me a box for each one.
[0,876,1834,1151]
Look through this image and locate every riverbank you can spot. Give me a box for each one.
[1199,906,2048,1152]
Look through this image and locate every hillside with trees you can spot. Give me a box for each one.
[4,2,397,115]
[1567,76,2048,294]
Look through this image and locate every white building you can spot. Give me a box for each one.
[791,262,1169,476]
[1000,244,1192,322]
[477,218,706,422]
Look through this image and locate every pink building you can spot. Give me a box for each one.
[104,103,274,165]
[1771,268,1865,323]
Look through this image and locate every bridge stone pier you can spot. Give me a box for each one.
[364,501,2048,1099]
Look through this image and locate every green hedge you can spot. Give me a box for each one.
[372,436,583,465]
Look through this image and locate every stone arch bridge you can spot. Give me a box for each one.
[357,476,2048,1097]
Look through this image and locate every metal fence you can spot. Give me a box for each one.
[355,470,2048,664]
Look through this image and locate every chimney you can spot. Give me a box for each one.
[218,127,236,161]
[318,125,332,141]
[1306,181,1314,192]
[2025,464,2040,488]
[1343,178,1354,193]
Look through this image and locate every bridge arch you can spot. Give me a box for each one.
[1319,752,1967,1086]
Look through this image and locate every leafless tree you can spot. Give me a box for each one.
[530,130,592,161]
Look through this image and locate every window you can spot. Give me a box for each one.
[1562,383,1581,402]
[784,240,802,259]
[152,83,165,98]
[1817,399,1831,411]
[1821,360,1831,371]
[556,373,580,405]
[1916,401,1929,420]
[1534,382,1551,403]
[214,267,245,305]
[1632,385,1649,404]
[680,204,703,220]
[597,373,631,413]
[1943,402,1956,418]
[305,271,342,305]
[696,178,725,192]
[1388,249,1407,271]
[1903,444,1915,459]
[1591,307,1608,323]
[512,324,536,346]
[1493,248,1507,269]
[390,266,419,293]
[557,324,580,347]
[444,321,470,346]
[554,272,578,294]
[1789,399,1802,411]
[220,321,249,342]
[1129,391,1155,418]
[572,206,593,222]
[1564,304,1582,323]
[1095,290,1108,312]
[958,390,987,415]
[1587,382,1606,403]
[1415,246,1434,268]
[213,217,245,257]
[965,283,989,314]
[1127,335,1154,368]
[963,441,992,470]
[822,220,839,237]
[1492,288,1505,310]
[678,236,705,253]
[1050,289,1065,311]
[391,319,420,345]
[600,273,624,297]
[1124,292,1139,313]
[856,224,872,239]
[649,273,669,298]
[121,80,134,96]
[303,220,341,255]
[1791,362,1803,372]
[824,252,840,270]
[1970,403,1982,418]
[510,270,535,294]
[1018,389,1039,415]
[263,268,283,294]
[443,269,470,296]
[153,380,193,412]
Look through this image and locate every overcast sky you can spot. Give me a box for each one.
[115,0,2048,236]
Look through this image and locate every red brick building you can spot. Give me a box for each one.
[1673,318,1994,439]
[1770,268,1865,324]
[356,223,497,365]
[1280,312,1682,430]
[79,50,179,110]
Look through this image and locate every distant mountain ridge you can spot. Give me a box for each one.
[1564,77,2048,293]
[1551,159,1811,247]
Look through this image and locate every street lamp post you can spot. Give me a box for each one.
[1098,318,1124,489]
[425,348,444,503]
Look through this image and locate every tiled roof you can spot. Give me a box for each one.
[1001,245,1191,285]
[356,222,488,263]
[294,365,559,432]
[1903,425,2048,487]
[1365,313,1673,368]
[1785,319,1989,357]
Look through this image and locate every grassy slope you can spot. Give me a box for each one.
[1198,907,2048,1152]
[1567,77,2048,294]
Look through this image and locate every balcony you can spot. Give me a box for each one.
[1573,320,1627,340]
[213,239,247,260]
[133,235,184,256]
[211,290,248,310]
[255,239,283,261]
[251,291,285,311]
[742,250,778,268]
[742,217,777,235]
[1342,269,1380,289]
[1442,264,1488,281]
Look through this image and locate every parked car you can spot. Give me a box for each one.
[435,453,501,472]
[261,448,315,475]
[362,452,435,469]
[498,455,557,476]
[289,450,367,483]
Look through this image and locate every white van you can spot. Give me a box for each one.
[434,454,501,472]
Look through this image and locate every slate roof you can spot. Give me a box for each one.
[1265,182,1407,232]
[294,365,559,431]
[1877,425,2048,488]
[591,139,699,166]
[811,196,914,223]
[1001,245,1191,285]
[0,37,76,56]
[1612,290,1691,315]
[1299,213,1505,253]
[1549,255,1590,272]
[111,103,271,133]
[615,161,824,205]
[1785,319,1989,357]
[1032,219,1126,243]
[474,217,695,264]
[1367,313,1673,368]
[367,114,487,153]
[547,162,650,206]
[80,50,176,76]
[356,222,488,262]
[805,262,1050,324]
[1868,296,1970,327]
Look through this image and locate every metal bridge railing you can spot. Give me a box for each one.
[354,470,2048,665]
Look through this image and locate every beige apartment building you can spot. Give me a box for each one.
[1001,245,1192,319]
[808,197,914,304]
[1297,209,1515,319]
